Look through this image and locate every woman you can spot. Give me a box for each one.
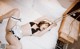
[0,9,57,49]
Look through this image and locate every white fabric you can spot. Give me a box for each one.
[20,21,61,49]
[12,25,23,38]
[16,0,66,49]
[11,16,23,38]
[0,0,67,49]
[12,17,61,49]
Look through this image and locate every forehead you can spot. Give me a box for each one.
[43,20,51,24]
[42,23,49,26]
[41,22,49,25]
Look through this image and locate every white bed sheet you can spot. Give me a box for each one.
[19,0,66,48]
[20,21,61,49]
[0,0,67,49]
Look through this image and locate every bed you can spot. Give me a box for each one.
[0,0,67,49]
[20,20,61,49]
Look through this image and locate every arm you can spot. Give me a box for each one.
[33,22,57,36]
[23,16,54,28]
[33,16,54,24]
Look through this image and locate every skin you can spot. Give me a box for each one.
[0,9,22,49]
[0,8,57,49]
[40,23,49,31]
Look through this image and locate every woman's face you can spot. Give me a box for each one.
[40,23,49,31]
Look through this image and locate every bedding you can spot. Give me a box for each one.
[0,0,67,49]
[20,21,61,49]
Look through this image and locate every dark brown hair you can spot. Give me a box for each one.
[37,21,50,27]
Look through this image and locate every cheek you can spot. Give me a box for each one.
[40,26,46,30]
[45,26,48,29]
[40,24,49,30]
[43,25,48,29]
[45,24,49,28]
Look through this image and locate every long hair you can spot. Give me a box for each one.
[37,21,50,28]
